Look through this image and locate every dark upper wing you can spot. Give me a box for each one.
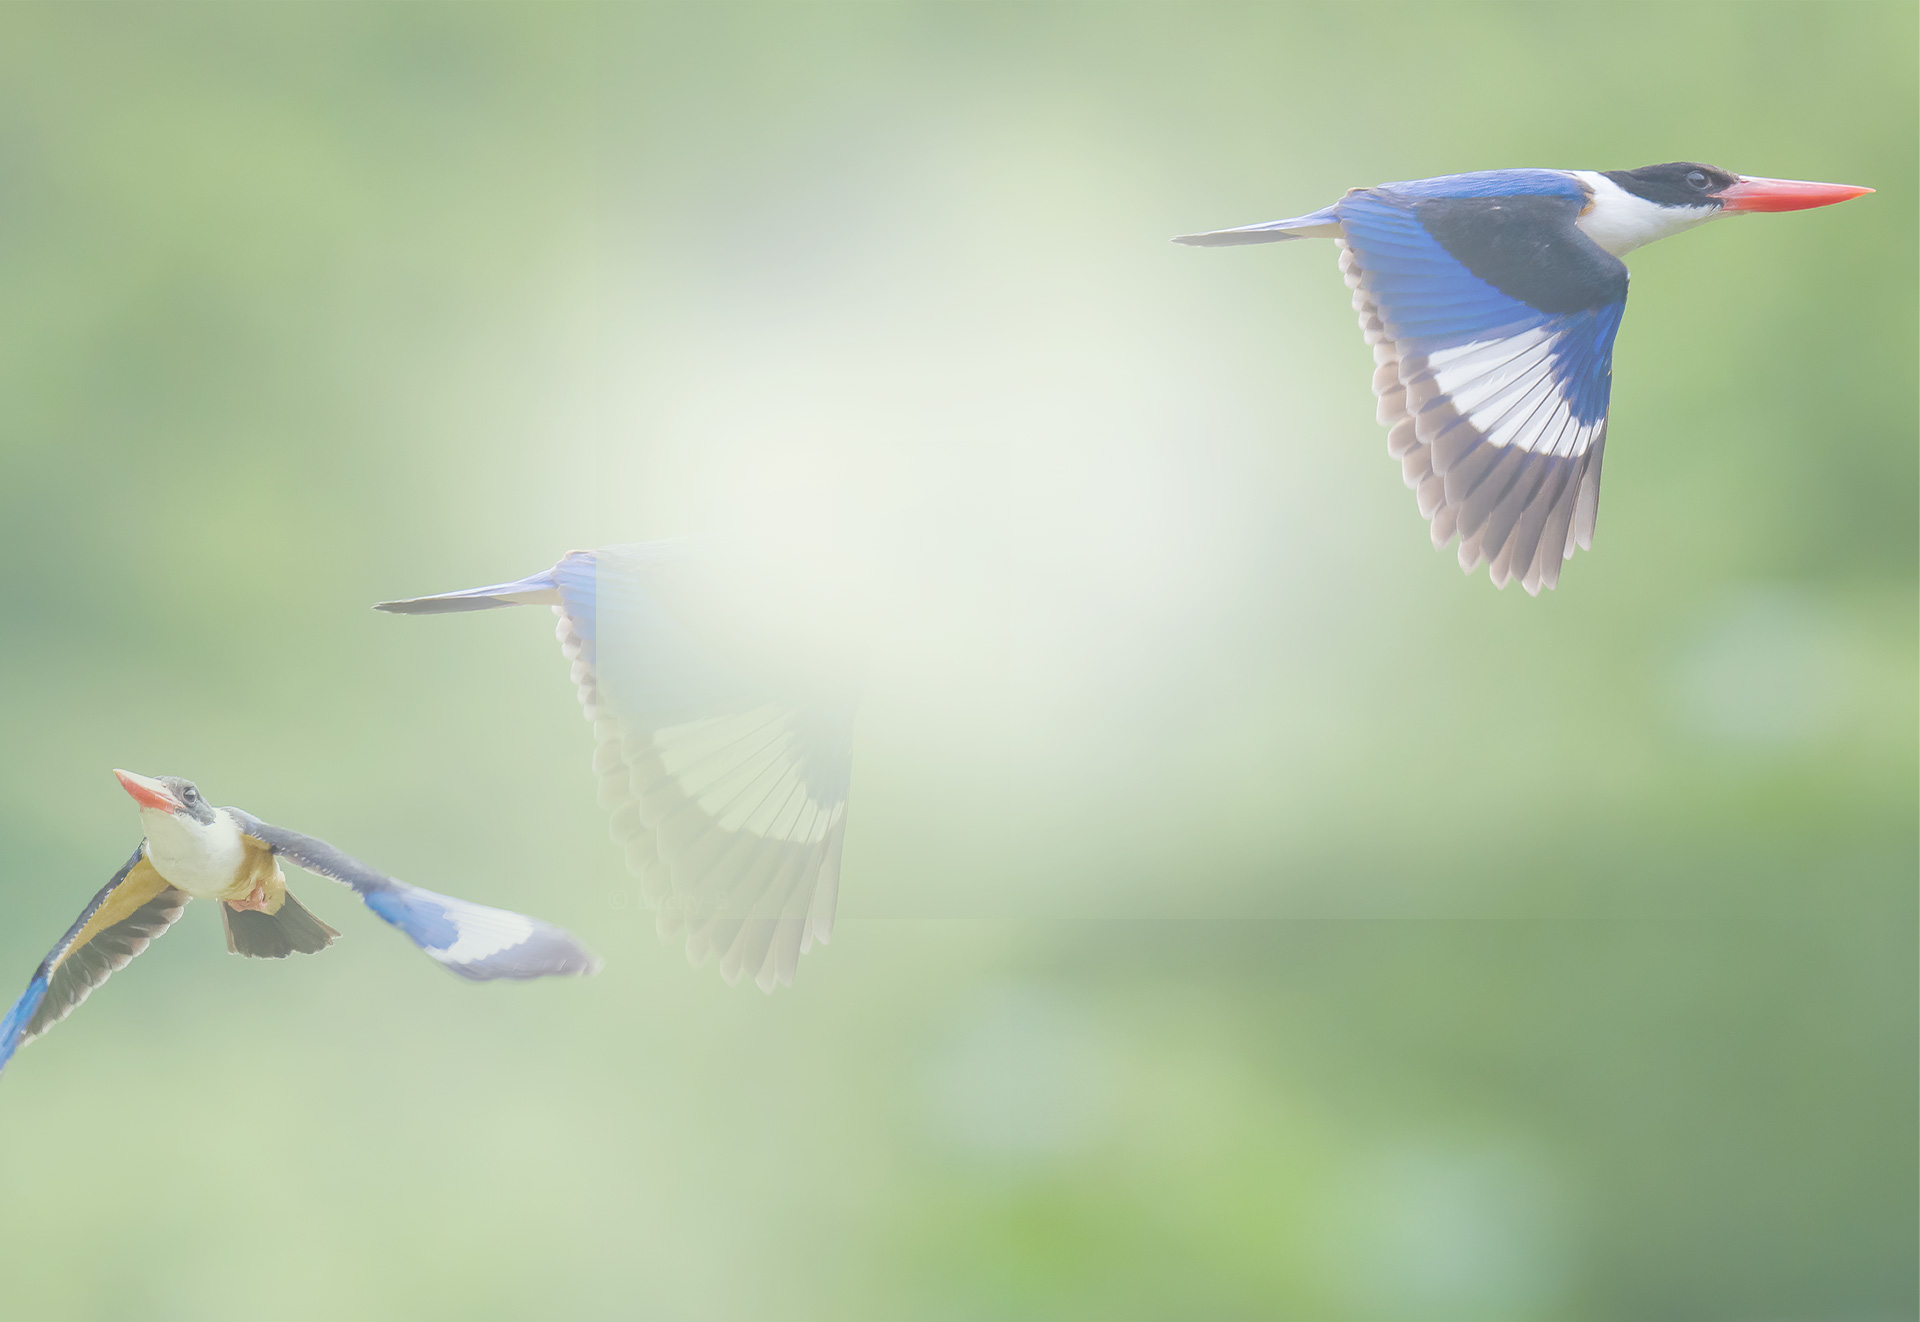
[0,848,188,1079]
[552,542,859,993]
[1335,186,1628,593]
[229,811,599,982]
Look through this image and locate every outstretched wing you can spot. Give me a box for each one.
[0,848,189,1079]
[228,812,600,982]
[554,544,859,993]
[1334,183,1627,593]
[377,539,863,992]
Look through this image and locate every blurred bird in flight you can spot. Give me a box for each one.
[378,538,863,994]
[0,770,599,1080]
[1178,163,1872,592]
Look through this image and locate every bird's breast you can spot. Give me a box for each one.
[141,814,253,900]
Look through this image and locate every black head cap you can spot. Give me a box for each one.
[159,777,217,825]
[1604,163,1741,208]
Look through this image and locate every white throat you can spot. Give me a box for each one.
[1571,170,1721,256]
[141,805,247,899]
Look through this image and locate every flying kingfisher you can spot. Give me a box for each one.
[0,770,600,1080]
[1177,164,1872,592]
[378,538,862,994]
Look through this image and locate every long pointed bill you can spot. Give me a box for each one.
[1720,176,1873,214]
[114,769,181,814]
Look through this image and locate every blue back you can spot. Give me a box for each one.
[1374,169,1587,201]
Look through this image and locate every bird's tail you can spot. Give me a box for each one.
[223,890,340,959]
[1173,206,1343,246]
[373,570,559,614]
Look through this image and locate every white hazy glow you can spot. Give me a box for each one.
[500,114,1428,920]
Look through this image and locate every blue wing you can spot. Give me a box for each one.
[1177,170,1625,592]
[379,538,861,993]
[1,850,189,1080]
[229,813,600,981]
[0,981,41,1078]
[1334,185,1625,593]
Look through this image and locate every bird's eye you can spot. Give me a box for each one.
[1686,170,1709,189]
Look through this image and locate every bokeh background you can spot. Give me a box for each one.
[0,3,1911,1318]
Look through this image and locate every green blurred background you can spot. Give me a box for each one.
[0,3,1911,1318]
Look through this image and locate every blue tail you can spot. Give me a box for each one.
[0,976,49,1080]
[374,570,559,615]
[1173,205,1342,246]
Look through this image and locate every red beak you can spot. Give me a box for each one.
[114,769,182,814]
[1719,175,1873,214]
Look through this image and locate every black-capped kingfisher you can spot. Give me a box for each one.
[1177,164,1872,592]
[377,538,861,994]
[0,770,600,1080]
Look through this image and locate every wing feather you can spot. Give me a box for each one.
[0,849,189,1078]
[230,813,599,981]
[557,543,858,991]
[1334,190,1626,594]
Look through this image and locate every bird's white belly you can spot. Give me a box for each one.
[143,829,245,899]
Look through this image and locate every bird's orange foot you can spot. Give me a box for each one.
[228,881,271,913]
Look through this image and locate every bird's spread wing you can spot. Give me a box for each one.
[228,812,600,981]
[0,848,188,1078]
[1334,186,1627,593]
[377,539,863,992]
[552,544,858,993]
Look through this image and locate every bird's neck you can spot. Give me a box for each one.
[1571,171,1721,256]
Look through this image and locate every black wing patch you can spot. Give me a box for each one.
[1411,194,1627,314]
